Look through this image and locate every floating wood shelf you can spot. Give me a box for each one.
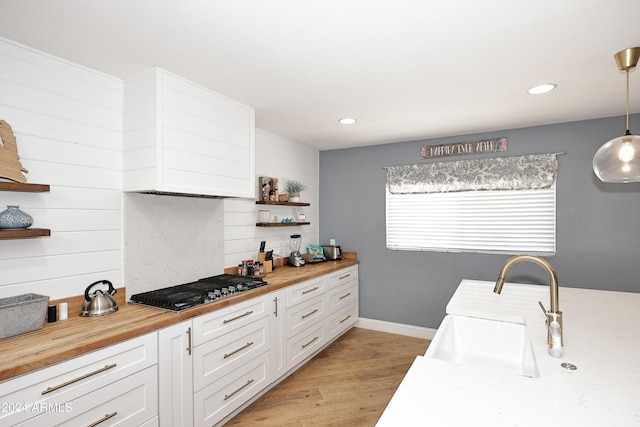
[0,228,51,239]
[256,222,310,227]
[256,201,310,207]
[0,182,50,192]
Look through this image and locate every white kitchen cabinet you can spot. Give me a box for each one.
[191,295,271,426]
[158,320,194,427]
[123,67,255,198]
[1,333,157,426]
[194,351,270,427]
[17,366,158,427]
[286,293,326,339]
[269,289,287,382]
[192,295,269,347]
[193,316,269,392]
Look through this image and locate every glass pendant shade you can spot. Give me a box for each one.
[593,47,640,183]
[593,132,640,182]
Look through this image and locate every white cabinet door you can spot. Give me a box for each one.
[269,289,287,382]
[158,320,194,427]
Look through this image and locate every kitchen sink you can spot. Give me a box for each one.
[425,314,540,378]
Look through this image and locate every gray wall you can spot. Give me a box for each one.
[319,115,640,329]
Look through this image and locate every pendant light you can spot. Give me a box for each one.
[593,47,640,183]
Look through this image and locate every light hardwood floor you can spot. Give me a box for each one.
[226,327,430,426]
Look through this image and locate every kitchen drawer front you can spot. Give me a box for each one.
[325,266,358,289]
[17,365,158,427]
[286,322,326,371]
[1,333,157,426]
[326,303,358,341]
[193,316,270,392]
[286,294,326,339]
[286,277,325,308]
[327,279,358,313]
[193,294,269,346]
[194,351,270,427]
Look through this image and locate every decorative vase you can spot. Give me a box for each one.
[289,193,300,203]
[0,205,33,229]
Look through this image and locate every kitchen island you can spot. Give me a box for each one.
[377,279,640,426]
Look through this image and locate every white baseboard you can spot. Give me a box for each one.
[356,317,436,340]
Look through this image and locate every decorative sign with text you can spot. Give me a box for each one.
[421,137,508,159]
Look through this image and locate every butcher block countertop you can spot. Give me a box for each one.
[0,254,358,382]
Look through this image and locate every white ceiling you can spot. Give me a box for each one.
[1,0,639,151]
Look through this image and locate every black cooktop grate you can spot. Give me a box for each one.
[129,274,268,311]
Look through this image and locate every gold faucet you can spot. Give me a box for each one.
[494,254,563,345]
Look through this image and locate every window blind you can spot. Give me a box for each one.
[385,186,556,255]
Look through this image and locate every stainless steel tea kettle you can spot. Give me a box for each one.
[79,280,119,317]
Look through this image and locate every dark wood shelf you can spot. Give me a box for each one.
[256,201,310,207]
[256,222,310,227]
[0,228,51,239]
[0,182,50,192]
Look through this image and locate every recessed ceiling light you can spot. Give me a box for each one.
[339,117,357,125]
[528,84,557,95]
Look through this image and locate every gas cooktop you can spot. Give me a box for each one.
[129,274,268,312]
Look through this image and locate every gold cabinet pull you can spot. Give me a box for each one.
[42,364,117,395]
[224,379,254,401]
[339,274,351,280]
[302,286,319,295]
[223,310,253,324]
[301,308,319,319]
[186,326,192,355]
[339,292,352,300]
[224,341,254,359]
[302,336,319,349]
[87,411,117,427]
[340,315,352,324]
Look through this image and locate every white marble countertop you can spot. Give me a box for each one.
[377,279,640,426]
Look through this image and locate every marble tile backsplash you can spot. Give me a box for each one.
[124,193,225,296]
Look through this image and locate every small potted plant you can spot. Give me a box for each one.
[285,180,306,202]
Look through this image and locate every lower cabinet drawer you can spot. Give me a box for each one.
[193,351,270,427]
[327,280,357,313]
[1,333,157,426]
[326,303,358,341]
[286,322,326,371]
[286,294,325,339]
[193,295,269,347]
[17,365,158,426]
[193,316,270,392]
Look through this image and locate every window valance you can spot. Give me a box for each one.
[384,153,559,194]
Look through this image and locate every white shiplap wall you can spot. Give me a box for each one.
[0,38,124,300]
[0,37,318,302]
[223,129,319,267]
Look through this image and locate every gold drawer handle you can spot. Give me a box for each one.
[340,315,352,324]
[42,364,117,395]
[223,310,254,324]
[301,308,319,319]
[302,286,319,295]
[339,274,351,280]
[87,411,117,427]
[302,336,319,349]
[224,379,254,401]
[339,292,352,300]
[224,341,255,359]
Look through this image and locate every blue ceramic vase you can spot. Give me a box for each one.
[0,205,33,229]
